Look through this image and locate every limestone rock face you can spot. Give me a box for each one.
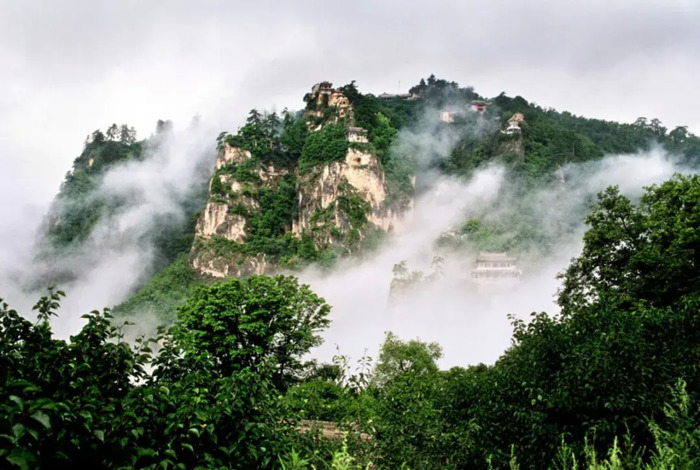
[190,249,271,278]
[344,148,386,206]
[195,145,287,245]
[294,147,398,243]
[191,143,291,278]
[219,174,243,193]
[216,144,252,169]
[195,202,247,243]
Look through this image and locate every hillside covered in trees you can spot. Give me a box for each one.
[4,77,700,468]
[4,174,700,468]
[37,76,700,321]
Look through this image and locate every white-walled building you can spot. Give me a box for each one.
[470,252,522,285]
[440,111,455,123]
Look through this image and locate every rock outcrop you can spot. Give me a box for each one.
[294,146,397,245]
[188,82,413,278]
[190,144,288,277]
[191,250,270,279]
[216,145,251,169]
[195,202,247,243]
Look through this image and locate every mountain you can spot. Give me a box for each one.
[9,76,700,469]
[37,76,700,321]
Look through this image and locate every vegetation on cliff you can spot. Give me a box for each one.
[99,75,700,323]
[4,175,700,468]
[45,126,145,249]
[191,83,417,281]
[42,121,208,278]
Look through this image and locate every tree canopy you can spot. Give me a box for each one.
[177,275,330,385]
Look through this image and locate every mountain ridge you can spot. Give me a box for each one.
[34,76,700,321]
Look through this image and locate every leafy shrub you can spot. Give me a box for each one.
[0,275,334,468]
[112,254,200,322]
[299,124,348,173]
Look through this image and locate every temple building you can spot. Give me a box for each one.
[505,122,522,134]
[504,113,526,135]
[470,252,522,285]
[470,100,488,112]
[440,111,455,123]
[346,126,368,143]
[311,81,333,96]
[306,82,354,123]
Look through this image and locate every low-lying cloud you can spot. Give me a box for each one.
[301,147,695,370]
[0,90,695,373]
[0,122,217,336]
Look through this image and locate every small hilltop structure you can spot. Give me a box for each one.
[346,126,368,143]
[378,91,418,100]
[440,111,456,123]
[305,81,353,122]
[470,100,488,113]
[470,252,522,285]
[503,112,526,135]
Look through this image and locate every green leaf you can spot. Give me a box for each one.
[8,396,23,410]
[94,430,105,442]
[12,424,25,439]
[31,411,51,430]
[6,449,36,470]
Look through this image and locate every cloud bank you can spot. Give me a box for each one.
[0,122,217,336]
[301,147,694,369]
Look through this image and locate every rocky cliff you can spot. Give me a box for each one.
[294,145,397,246]
[190,143,291,277]
[188,82,411,278]
[498,133,525,160]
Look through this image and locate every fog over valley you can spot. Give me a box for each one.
[2,3,700,467]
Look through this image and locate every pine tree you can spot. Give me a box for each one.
[106,123,119,140]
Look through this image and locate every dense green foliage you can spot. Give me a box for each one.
[298,124,348,173]
[408,74,481,107]
[0,276,331,469]
[440,92,700,258]
[446,93,700,186]
[46,129,145,249]
[43,123,208,278]
[559,175,700,312]
[281,175,700,468]
[111,255,201,322]
[178,275,330,386]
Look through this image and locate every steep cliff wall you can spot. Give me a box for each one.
[191,140,403,278]
[190,144,288,277]
[498,134,525,159]
[195,201,247,243]
[188,82,415,279]
[294,146,397,247]
[217,145,252,169]
[191,249,270,279]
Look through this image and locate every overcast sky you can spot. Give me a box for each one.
[1,0,699,211]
